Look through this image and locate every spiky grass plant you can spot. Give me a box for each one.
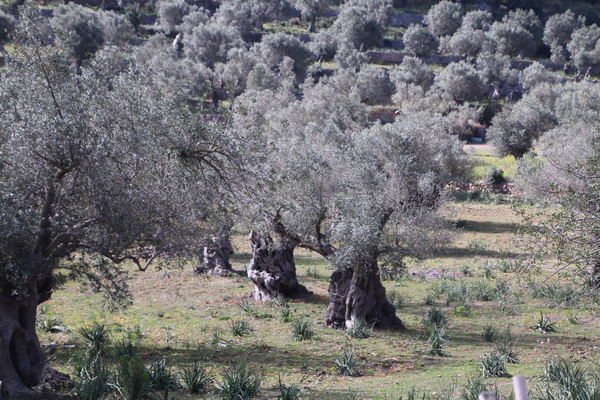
[334,349,360,377]
[426,323,449,357]
[237,298,257,317]
[531,311,557,333]
[148,359,178,391]
[179,362,213,394]
[118,354,151,400]
[291,319,315,341]
[73,363,115,400]
[215,364,261,400]
[481,325,497,342]
[479,353,510,377]
[277,375,303,400]
[346,318,373,339]
[279,306,293,323]
[422,307,447,329]
[543,357,600,399]
[78,322,111,353]
[228,320,253,337]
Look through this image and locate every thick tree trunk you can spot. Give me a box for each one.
[325,263,404,330]
[0,289,46,399]
[195,226,239,277]
[247,231,311,302]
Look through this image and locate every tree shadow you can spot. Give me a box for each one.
[438,247,521,259]
[458,220,521,234]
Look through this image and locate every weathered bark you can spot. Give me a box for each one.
[247,231,311,302]
[325,264,404,330]
[195,226,240,277]
[0,288,46,399]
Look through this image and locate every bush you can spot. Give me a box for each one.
[216,365,262,400]
[119,354,151,400]
[334,349,360,376]
[291,319,315,341]
[486,166,506,186]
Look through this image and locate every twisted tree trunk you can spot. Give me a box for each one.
[247,231,311,302]
[0,286,46,399]
[195,225,239,277]
[325,262,404,329]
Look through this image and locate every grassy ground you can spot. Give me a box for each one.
[39,195,600,399]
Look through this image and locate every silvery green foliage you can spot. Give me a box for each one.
[488,83,560,158]
[490,81,600,160]
[403,24,439,57]
[294,0,326,32]
[489,20,536,58]
[461,10,493,31]
[520,62,560,91]
[309,28,337,60]
[344,0,393,26]
[251,32,314,77]
[333,41,369,70]
[475,51,518,87]
[183,21,244,68]
[543,10,586,63]
[0,9,15,43]
[0,45,227,304]
[156,0,193,34]
[424,0,462,38]
[98,10,135,46]
[441,28,491,57]
[133,35,215,101]
[389,56,435,91]
[329,5,382,51]
[353,65,395,105]
[214,0,290,38]
[178,9,210,35]
[246,63,281,91]
[434,61,485,103]
[567,24,600,70]
[214,48,258,95]
[51,2,105,65]
[502,8,543,45]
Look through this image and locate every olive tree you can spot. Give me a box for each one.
[51,2,105,69]
[489,20,536,58]
[424,0,462,38]
[183,21,244,68]
[520,61,560,90]
[434,61,485,104]
[0,26,231,399]
[567,24,600,71]
[0,10,15,45]
[156,0,193,34]
[543,10,586,63]
[251,32,314,78]
[403,24,439,57]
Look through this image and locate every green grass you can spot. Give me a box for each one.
[40,198,600,399]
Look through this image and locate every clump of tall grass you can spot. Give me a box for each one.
[334,349,360,377]
[543,358,600,400]
[215,364,261,400]
[179,362,213,394]
[291,319,315,341]
[346,318,373,339]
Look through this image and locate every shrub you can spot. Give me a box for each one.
[486,166,506,186]
[291,319,315,341]
[118,354,151,400]
[228,320,253,337]
[215,365,262,400]
[180,362,213,394]
[334,349,360,376]
[479,353,510,377]
[543,358,600,399]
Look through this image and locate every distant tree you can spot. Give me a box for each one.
[156,0,193,34]
[503,8,543,45]
[434,61,485,103]
[403,24,439,57]
[251,32,314,77]
[520,61,560,91]
[354,65,395,105]
[51,2,105,69]
[183,22,244,68]
[178,9,210,35]
[442,27,491,57]
[461,9,493,31]
[309,28,338,60]
[543,10,586,63]
[98,10,135,46]
[334,41,369,69]
[476,51,518,89]
[424,0,462,38]
[214,47,258,95]
[567,24,600,71]
[344,0,392,26]
[331,5,382,50]
[214,0,291,39]
[389,56,435,90]
[489,20,536,58]
[294,0,327,32]
[124,3,142,31]
[246,62,281,91]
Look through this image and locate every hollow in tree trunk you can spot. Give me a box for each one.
[195,226,239,277]
[325,262,404,330]
[247,231,311,302]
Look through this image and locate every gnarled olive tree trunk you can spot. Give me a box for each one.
[247,231,311,302]
[0,282,48,399]
[325,262,404,329]
[195,225,239,277]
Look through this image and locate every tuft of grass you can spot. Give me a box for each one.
[481,325,497,342]
[270,293,288,308]
[426,323,448,357]
[78,322,110,353]
[228,320,253,337]
[291,319,315,341]
[237,298,257,317]
[422,307,447,329]
[479,353,510,377]
[346,318,373,339]
[277,375,303,400]
[469,280,495,301]
[279,306,293,323]
[118,354,151,400]
[179,362,213,394]
[215,364,261,400]
[306,266,320,279]
[531,311,557,333]
[543,358,600,399]
[334,349,360,377]
[148,359,178,391]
